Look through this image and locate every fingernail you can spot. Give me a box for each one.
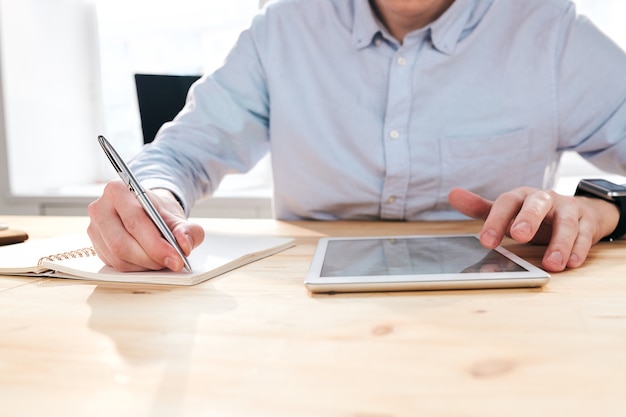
[164,257,179,271]
[513,221,532,237]
[546,251,564,268]
[185,233,194,251]
[482,229,498,248]
[569,253,580,267]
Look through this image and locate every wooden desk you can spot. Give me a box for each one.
[1,215,626,417]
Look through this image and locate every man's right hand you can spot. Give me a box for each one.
[87,180,205,272]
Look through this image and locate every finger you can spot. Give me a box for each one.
[86,221,115,268]
[448,187,493,220]
[88,182,170,271]
[89,214,167,272]
[90,226,162,272]
[480,189,530,248]
[149,190,204,256]
[105,222,169,271]
[171,222,205,256]
[541,199,580,272]
[508,190,555,243]
[87,188,123,268]
[114,195,184,271]
[566,213,595,269]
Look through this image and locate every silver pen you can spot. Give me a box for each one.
[97,135,193,272]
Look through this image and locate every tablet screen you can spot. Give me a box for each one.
[320,235,526,277]
[305,234,549,293]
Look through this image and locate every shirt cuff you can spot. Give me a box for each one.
[139,179,190,217]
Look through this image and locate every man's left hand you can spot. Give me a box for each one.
[448,187,620,272]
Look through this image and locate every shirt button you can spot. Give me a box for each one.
[375,38,382,46]
[397,56,407,66]
[386,196,397,204]
[389,130,400,139]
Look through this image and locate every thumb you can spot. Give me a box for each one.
[172,220,205,255]
[448,187,493,220]
[149,189,205,255]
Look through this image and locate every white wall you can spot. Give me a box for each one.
[0,0,103,198]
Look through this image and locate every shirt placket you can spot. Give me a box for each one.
[380,40,421,220]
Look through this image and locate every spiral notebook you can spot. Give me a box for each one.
[0,233,294,285]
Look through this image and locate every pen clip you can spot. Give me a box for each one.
[98,135,142,195]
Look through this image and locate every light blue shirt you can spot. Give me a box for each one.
[132,0,626,220]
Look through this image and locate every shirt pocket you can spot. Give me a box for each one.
[437,128,531,204]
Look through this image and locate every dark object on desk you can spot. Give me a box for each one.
[0,229,29,246]
[134,73,201,144]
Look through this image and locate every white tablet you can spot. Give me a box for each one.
[305,234,550,293]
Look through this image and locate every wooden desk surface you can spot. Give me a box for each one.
[1,215,626,417]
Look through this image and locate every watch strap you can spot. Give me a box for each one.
[603,196,626,241]
[575,185,626,242]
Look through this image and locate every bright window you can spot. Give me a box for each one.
[95,0,258,155]
[94,0,271,193]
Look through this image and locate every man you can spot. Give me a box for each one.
[88,0,626,273]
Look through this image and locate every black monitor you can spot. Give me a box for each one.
[134,73,201,144]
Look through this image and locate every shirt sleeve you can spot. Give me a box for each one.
[128,13,271,215]
[556,3,626,173]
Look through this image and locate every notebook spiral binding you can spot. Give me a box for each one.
[37,247,97,266]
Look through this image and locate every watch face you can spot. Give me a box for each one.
[578,179,626,199]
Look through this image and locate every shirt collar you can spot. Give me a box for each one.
[352,0,494,55]
[352,0,384,49]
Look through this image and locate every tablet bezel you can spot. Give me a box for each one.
[305,234,550,293]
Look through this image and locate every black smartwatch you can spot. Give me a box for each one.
[575,179,626,241]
